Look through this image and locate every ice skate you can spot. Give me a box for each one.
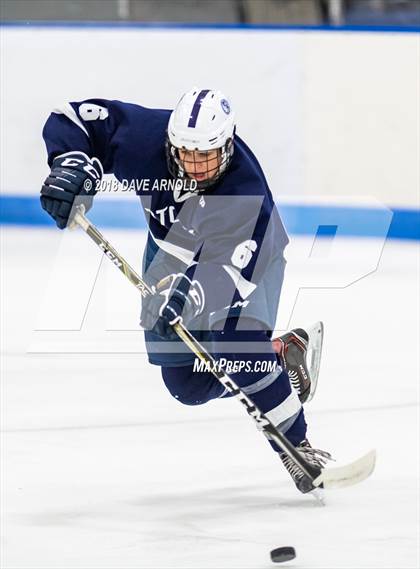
[279,439,333,494]
[272,322,324,403]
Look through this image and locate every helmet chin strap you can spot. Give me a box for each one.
[218,143,230,177]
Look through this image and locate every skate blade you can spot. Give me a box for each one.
[309,487,326,506]
[305,321,324,403]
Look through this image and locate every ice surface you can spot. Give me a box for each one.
[1,227,419,568]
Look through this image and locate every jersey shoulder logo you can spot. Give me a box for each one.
[78,103,109,121]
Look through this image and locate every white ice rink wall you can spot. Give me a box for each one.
[0,23,419,238]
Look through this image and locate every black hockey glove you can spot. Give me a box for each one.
[40,151,103,229]
[140,273,205,340]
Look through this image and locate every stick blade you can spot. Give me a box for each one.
[313,449,376,489]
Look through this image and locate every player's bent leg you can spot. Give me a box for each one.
[161,318,332,494]
[211,321,332,494]
[161,364,225,406]
[210,324,307,447]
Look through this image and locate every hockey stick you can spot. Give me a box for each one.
[73,206,376,490]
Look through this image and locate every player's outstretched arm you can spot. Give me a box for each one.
[41,99,118,228]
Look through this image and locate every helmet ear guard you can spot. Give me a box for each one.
[218,131,235,177]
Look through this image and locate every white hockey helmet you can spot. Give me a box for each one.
[166,88,236,189]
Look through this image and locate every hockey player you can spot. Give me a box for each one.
[40,88,331,493]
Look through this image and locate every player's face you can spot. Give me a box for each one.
[177,148,220,182]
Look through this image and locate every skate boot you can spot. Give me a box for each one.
[272,328,312,403]
[279,439,333,494]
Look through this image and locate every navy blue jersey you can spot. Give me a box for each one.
[43,99,289,314]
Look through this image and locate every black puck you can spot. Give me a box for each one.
[270,546,296,563]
